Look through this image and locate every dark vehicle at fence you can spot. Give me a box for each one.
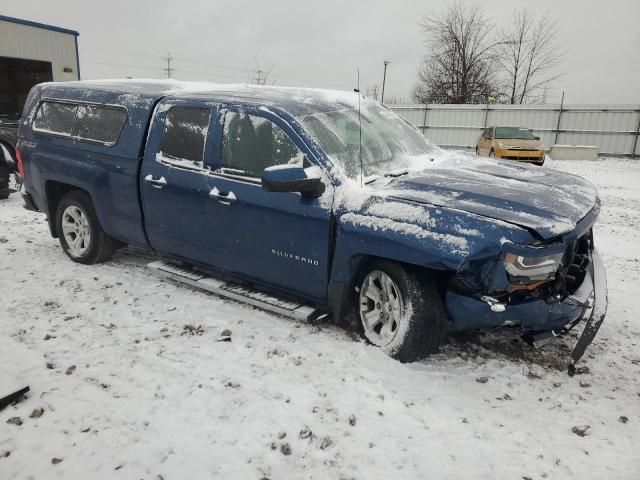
[0,117,19,199]
[16,80,607,370]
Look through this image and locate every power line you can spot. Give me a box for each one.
[81,52,353,89]
[82,45,353,89]
[82,59,245,82]
[82,60,161,71]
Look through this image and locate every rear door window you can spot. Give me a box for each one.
[221,111,303,178]
[76,105,127,144]
[159,106,210,168]
[33,101,77,136]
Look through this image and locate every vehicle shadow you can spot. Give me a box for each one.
[436,328,580,371]
[112,247,581,373]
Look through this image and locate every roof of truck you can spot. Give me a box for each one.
[38,79,361,117]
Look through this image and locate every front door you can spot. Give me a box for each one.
[205,107,333,301]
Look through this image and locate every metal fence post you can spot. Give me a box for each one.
[422,104,429,135]
[632,108,640,158]
[554,91,565,146]
[483,103,489,128]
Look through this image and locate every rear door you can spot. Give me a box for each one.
[141,102,227,266]
[205,106,333,301]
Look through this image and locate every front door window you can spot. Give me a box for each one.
[221,111,304,178]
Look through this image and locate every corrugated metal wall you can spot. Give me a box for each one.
[0,20,79,81]
[390,104,640,157]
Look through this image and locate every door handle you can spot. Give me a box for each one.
[144,174,167,188]
[209,186,236,203]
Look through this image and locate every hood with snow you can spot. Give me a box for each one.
[368,154,599,241]
[338,151,600,244]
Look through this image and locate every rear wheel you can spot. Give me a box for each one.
[489,149,496,159]
[55,191,115,264]
[356,260,448,362]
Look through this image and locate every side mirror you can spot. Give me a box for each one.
[262,164,325,197]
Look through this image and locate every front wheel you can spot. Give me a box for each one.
[56,191,115,264]
[356,260,448,362]
[489,149,496,159]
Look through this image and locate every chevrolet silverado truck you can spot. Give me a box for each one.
[16,80,607,369]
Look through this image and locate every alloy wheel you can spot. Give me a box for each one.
[61,205,91,257]
[359,270,404,346]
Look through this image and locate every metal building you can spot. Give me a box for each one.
[0,15,79,119]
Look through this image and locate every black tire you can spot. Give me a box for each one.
[55,190,114,264]
[356,260,448,363]
[475,147,479,156]
[489,149,496,159]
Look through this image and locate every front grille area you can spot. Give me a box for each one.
[505,231,592,303]
[555,231,591,296]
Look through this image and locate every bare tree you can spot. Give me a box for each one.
[414,1,498,104]
[498,9,563,104]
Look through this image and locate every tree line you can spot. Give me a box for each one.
[413,0,564,105]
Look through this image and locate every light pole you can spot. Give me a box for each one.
[381,60,390,104]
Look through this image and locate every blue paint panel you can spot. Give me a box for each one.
[446,291,583,333]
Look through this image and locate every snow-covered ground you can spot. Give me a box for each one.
[1,158,639,479]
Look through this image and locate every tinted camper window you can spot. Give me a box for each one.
[76,105,127,144]
[33,101,77,136]
[160,107,210,166]
[33,101,127,145]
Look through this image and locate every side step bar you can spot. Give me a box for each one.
[148,260,321,323]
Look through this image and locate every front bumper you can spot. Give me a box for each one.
[495,148,545,163]
[447,247,608,372]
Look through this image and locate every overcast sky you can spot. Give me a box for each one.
[4,0,640,104]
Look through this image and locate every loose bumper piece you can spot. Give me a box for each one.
[567,247,607,375]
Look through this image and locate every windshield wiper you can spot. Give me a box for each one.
[364,168,409,185]
[384,168,409,178]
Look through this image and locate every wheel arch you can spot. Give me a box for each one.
[328,253,453,325]
[45,181,88,238]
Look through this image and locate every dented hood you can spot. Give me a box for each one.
[380,157,599,240]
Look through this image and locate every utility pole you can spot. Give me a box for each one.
[381,60,390,104]
[163,53,174,79]
[252,68,267,85]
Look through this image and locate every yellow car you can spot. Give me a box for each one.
[476,126,545,165]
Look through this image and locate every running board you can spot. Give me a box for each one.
[148,260,321,323]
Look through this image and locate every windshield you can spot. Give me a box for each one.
[298,102,434,179]
[495,127,536,140]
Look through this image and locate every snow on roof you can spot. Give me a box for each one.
[50,79,361,111]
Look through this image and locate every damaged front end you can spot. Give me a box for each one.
[446,227,608,374]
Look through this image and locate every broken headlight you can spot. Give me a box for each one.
[504,252,564,284]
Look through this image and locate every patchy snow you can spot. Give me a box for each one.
[1,158,639,479]
[366,201,435,227]
[155,152,205,172]
[62,78,361,108]
[340,212,468,255]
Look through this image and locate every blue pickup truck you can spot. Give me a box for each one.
[16,80,607,369]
